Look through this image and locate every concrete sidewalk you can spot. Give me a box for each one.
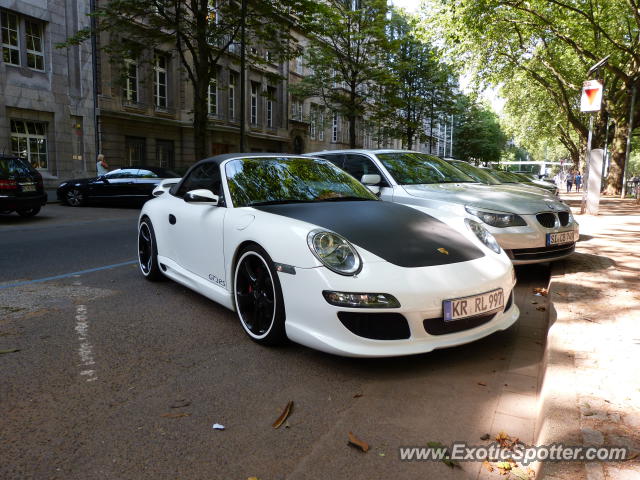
[537,194,640,479]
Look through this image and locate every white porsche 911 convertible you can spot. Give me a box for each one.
[137,154,519,357]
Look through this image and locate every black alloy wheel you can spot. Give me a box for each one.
[234,246,286,345]
[66,188,85,207]
[138,218,162,281]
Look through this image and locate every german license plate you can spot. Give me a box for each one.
[21,184,36,192]
[546,231,575,246]
[443,288,504,322]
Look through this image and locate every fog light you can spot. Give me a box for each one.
[322,291,400,308]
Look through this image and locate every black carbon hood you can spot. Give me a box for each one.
[254,201,485,268]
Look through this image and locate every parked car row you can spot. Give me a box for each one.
[136,150,579,358]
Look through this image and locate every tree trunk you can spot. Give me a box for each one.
[193,78,209,161]
[604,121,627,195]
[406,127,413,150]
[349,114,357,148]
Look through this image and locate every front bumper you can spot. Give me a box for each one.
[276,253,519,357]
[486,214,579,265]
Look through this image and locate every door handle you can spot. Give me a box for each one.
[169,214,176,225]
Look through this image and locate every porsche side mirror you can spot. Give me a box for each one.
[185,189,219,205]
[361,174,381,195]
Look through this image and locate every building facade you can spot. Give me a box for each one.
[0,0,96,186]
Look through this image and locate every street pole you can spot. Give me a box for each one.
[601,114,610,188]
[449,114,454,157]
[621,83,637,198]
[239,0,247,152]
[580,115,594,214]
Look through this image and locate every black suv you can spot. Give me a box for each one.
[0,154,47,217]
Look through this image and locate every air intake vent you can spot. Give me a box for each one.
[558,211,570,226]
[536,212,556,228]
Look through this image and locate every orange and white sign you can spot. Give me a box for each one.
[580,80,603,112]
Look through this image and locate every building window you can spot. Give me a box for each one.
[332,112,339,142]
[309,105,317,140]
[124,59,138,103]
[208,77,217,115]
[1,11,20,66]
[266,86,276,128]
[156,139,174,169]
[228,71,237,120]
[154,54,168,109]
[125,136,146,166]
[265,50,272,63]
[10,120,48,169]
[25,20,44,70]
[295,56,303,74]
[291,99,303,121]
[318,110,325,141]
[250,82,259,125]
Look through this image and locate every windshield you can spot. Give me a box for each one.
[376,152,475,185]
[449,161,502,185]
[488,170,524,183]
[225,156,378,207]
[0,157,35,178]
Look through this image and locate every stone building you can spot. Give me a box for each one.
[0,0,96,187]
[95,25,363,173]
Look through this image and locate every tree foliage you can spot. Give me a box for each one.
[63,0,314,159]
[425,0,640,194]
[453,97,506,163]
[291,0,391,148]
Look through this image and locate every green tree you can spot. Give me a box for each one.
[453,97,507,163]
[425,0,640,194]
[381,11,457,150]
[63,0,313,160]
[292,0,391,148]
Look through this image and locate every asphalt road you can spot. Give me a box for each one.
[1,204,551,480]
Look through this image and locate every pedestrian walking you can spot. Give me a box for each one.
[575,173,582,192]
[566,171,575,193]
[96,154,109,176]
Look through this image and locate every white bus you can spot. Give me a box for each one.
[489,161,566,179]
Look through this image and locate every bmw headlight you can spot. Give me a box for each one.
[465,206,526,228]
[58,182,67,188]
[465,218,502,254]
[307,229,361,275]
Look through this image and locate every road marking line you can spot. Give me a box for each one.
[0,260,137,290]
[74,304,97,382]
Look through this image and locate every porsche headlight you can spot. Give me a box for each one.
[307,229,361,275]
[465,218,501,254]
[465,206,526,228]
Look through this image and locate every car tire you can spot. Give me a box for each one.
[65,188,85,207]
[17,206,41,217]
[234,245,287,346]
[138,218,163,281]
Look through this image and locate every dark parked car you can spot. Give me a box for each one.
[57,166,180,207]
[482,168,559,196]
[0,154,47,217]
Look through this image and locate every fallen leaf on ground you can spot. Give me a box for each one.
[536,306,546,311]
[170,399,191,409]
[477,382,487,386]
[495,460,513,474]
[480,433,491,440]
[247,477,259,480]
[212,423,225,430]
[272,401,294,429]
[437,247,449,255]
[348,432,369,452]
[509,466,532,479]
[627,452,639,461]
[353,393,363,398]
[0,348,20,354]
[160,412,191,418]
[533,287,548,296]
[531,301,538,304]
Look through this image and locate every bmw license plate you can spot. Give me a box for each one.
[21,184,36,192]
[443,288,504,322]
[546,231,575,246]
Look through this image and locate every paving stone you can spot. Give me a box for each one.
[581,427,604,446]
